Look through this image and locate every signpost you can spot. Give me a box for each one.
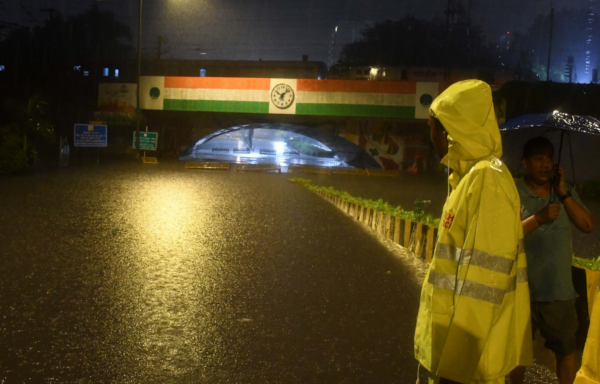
[132,131,158,151]
[74,124,107,147]
[74,124,107,165]
[133,127,159,164]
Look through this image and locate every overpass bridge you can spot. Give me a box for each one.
[140,76,441,170]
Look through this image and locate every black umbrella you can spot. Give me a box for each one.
[500,111,600,187]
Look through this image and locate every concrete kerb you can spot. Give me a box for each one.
[298,183,437,262]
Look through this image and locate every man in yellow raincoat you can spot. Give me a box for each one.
[574,275,600,384]
[414,80,533,384]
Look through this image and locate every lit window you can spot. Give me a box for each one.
[200,69,207,77]
[115,69,119,78]
[74,65,81,71]
[84,71,89,76]
[0,65,4,71]
[103,68,109,77]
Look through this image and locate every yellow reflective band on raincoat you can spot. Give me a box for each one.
[574,277,600,384]
[414,80,533,384]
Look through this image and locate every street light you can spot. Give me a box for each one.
[136,0,142,159]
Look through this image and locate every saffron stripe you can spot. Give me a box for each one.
[164,77,271,91]
[297,79,417,94]
[296,103,415,118]
[296,92,415,106]
[164,99,270,114]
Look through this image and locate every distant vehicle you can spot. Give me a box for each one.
[328,64,539,86]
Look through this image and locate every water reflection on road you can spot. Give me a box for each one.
[0,163,557,383]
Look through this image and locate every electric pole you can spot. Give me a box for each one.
[157,36,168,61]
[547,4,554,81]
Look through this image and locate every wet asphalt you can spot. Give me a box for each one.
[0,161,559,383]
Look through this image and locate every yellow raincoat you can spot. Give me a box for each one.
[414,80,533,384]
[574,274,600,384]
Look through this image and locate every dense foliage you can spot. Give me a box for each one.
[0,95,55,174]
[339,17,496,68]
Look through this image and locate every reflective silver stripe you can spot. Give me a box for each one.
[469,250,514,275]
[505,268,528,293]
[460,280,506,305]
[506,276,517,293]
[428,270,507,305]
[436,243,514,275]
[435,243,462,262]
[518,239,525,254]
[428,269,456,290]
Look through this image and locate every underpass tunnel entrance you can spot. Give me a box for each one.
[180,123,382,169]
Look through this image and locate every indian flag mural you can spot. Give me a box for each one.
[140,76,439,119]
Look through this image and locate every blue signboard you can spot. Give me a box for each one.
[74,124,108,147]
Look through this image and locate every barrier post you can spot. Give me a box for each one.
[394,217,402,244]
[386,214,392,239]
[414,223,424,258]
[404,220,412,249]
[426,226,436,263]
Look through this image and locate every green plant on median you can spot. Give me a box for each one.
[288,178,312,184]
[573,257,600,272]
[290,178,441,227]
[290,178,598,270]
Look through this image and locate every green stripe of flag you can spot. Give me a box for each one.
[164,99,270,114]
[296,103,415,118]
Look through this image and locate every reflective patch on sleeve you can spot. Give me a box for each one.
[428,269,457,290]
[428,269,508,305]
[435,243,514,275]
[468,250,514,275]
[435,243,462,262]
[518,239,525,254]
[460,280,505,305]
[506,268,528,293]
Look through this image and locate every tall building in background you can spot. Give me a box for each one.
[327,20,367,68]
[585,0,597,80]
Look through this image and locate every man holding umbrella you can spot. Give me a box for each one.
[510,136,594,384]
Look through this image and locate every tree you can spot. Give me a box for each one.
[0,6,134,135]
[0,95,55,173]
[338,16,496,68]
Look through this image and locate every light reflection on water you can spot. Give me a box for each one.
[112,176,228,379]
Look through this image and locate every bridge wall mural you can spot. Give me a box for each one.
[141,76,438,170]
[140,76,440,120]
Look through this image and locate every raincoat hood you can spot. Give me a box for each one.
[431,80,502,183]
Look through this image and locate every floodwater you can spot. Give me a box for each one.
[0,161,559,383]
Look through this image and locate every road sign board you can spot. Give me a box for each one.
[74,124,107,147]
[133,131,159,151]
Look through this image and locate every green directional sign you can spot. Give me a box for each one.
[133,131,159,151]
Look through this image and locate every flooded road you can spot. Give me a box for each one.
[0,162,559,383]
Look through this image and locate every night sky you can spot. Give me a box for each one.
[1,0,595,62]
